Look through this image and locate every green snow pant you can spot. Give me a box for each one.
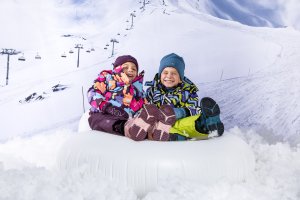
[169,115,209,140]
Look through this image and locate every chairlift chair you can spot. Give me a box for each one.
[104,47,107,50]
[35,53,41,59]
[91,48,95,51]
[69,49,74,54]
[86,49,91,53]
[61,53,67,58]
[18,54,26,61]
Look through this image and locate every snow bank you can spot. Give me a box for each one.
[1,128,299,199]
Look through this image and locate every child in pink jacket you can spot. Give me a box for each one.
[87,55,146,136]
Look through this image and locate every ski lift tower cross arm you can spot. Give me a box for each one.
[74,44,83,68]
[0,48,21,85]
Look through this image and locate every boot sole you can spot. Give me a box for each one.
[207,121,224,136]
[129,123,148,141]
[152,105,176,141]
[200,97,224,136]
[200,97,220,117]
[158,104,177,125]
[139,104,160,124]
[128,104,159,141]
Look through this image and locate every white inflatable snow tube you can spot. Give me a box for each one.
[57,130,255,197]
[78,111,91,132]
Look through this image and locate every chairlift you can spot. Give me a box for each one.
[104,47,107,50]
[35,53,41,59]
[69,49,74,54]
[18,54,26,61]
[86,49,91,53]
[91,47,95,51]
[61,53,67,58]
[106,44,109,46]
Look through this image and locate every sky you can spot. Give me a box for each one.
[0,0,300,199]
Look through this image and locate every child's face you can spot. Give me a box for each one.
[160,67,182,88]
[122,62,138,82]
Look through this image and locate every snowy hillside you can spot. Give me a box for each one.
[175,0,300,29]
[1,0,299,142]
[0,0,300,199]
[200,28,300,145]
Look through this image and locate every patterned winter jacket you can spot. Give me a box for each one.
[87,65,145,117]
[145,73,201,116]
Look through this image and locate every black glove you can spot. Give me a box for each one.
[104,104,129,119]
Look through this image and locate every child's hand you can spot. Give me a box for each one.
[120,72,130,85]
[108,80,116,90]
[123,91,133,106]
[113,74,122,82]
[113,73,130,85]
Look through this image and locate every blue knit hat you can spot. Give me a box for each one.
[159,53,185,80]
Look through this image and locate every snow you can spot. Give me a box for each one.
[0,128,299,199]
[0,0,300,199]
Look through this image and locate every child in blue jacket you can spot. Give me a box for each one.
[124,53,224,141]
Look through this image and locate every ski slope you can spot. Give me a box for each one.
[0,0,299,199]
